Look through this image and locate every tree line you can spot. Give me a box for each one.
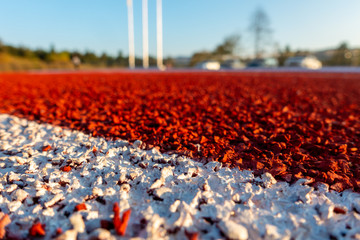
[0,40,174,70]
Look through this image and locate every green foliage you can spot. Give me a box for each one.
[189,51,213,67]
[3,45,36,59]
[81,51,99,65]
[115,51,129,66]
[47,51,71,63]
[0,41,142,70]
[34,49,48,61]
[0,39,3,52]
[213,35,240,56]
[277,45,293,66]
[326,42,353,66]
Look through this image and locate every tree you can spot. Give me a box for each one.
[189,51,212,67]
[249,8,272,58]
[99,52,113,66]
[164,57,175,68]
[213,35,240,56]
[0,38,3,52]
[34,49,49,61]
[115,51,127,67]
[82,51,98,65]
[17,46,36,59]
[277,45,293,66]
[327,42,352,66]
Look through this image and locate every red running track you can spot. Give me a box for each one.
[0,71,359,192]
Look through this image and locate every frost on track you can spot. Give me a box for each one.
[0,114,360,240]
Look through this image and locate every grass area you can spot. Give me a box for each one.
[0,53,109,72]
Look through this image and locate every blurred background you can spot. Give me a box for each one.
[0,0,359,71]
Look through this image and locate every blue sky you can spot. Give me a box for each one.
[0,0,359,58]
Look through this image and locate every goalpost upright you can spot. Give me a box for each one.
[142,0,149,69]
[126,0,135,69]
[126,0,164,69]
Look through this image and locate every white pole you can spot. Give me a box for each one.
[127,0,135,69]
[142,0,149,68]
[156,0,164,70]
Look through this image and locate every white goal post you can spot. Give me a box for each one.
[126,0,164,69]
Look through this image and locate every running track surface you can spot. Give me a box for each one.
[0,71,359,192]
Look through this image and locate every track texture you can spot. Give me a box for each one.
[0,71,359,192]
